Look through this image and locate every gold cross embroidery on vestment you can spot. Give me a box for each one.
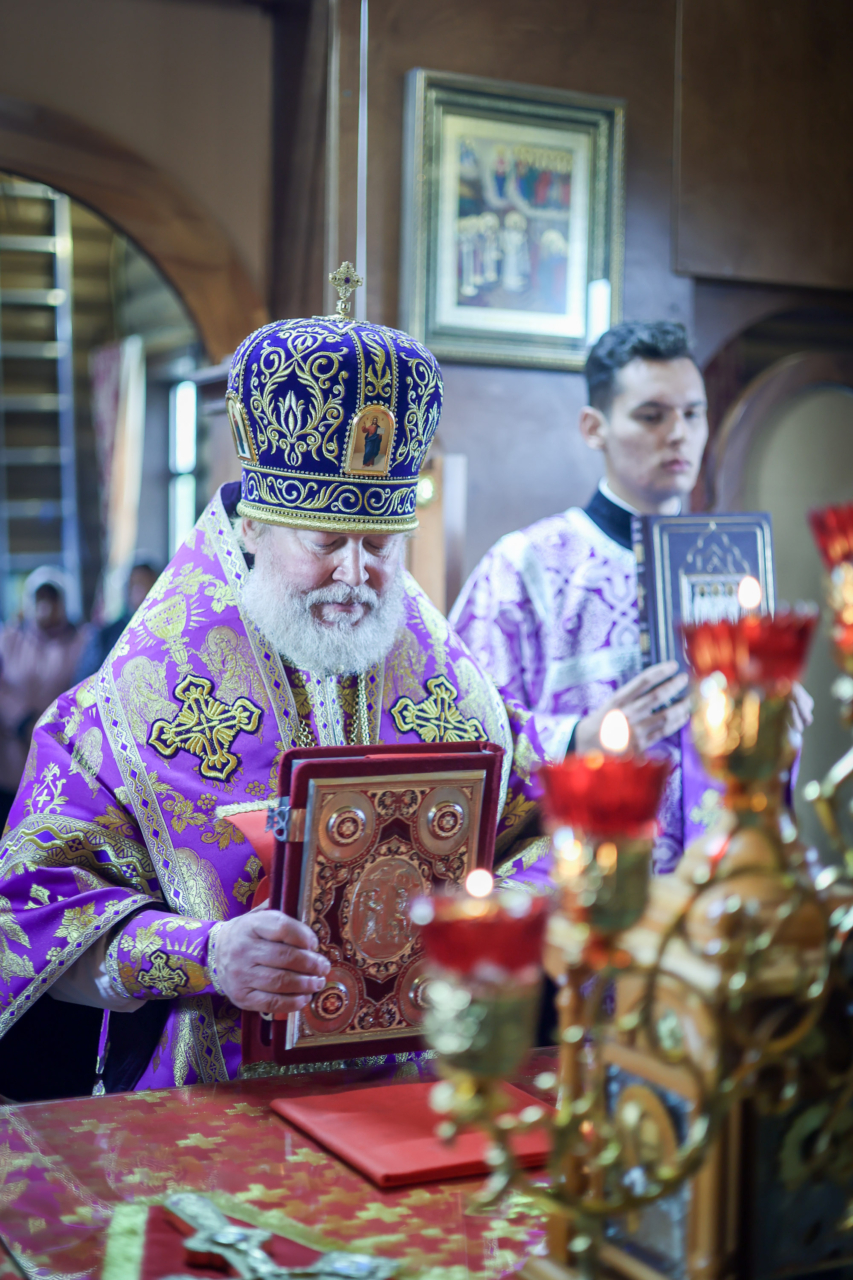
[390,675,485,744]
[148,674,263,783]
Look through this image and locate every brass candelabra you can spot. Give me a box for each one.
[414,607,853,1280]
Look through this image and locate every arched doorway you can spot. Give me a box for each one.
[1,172,208,619]
[701,313,853,853]
[0,96,266,363]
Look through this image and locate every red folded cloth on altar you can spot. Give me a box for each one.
[143,1204,323,1279]
[271,1081,551,1189]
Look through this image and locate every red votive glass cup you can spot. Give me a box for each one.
[539,754,670,938]
[412,890,549,1079]
[681,609,817,694]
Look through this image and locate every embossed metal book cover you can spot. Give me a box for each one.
[242,742,503,1067]
[631,513,775,673]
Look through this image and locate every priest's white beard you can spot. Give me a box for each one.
[241,545,406,676]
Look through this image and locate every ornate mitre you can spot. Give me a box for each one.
[226,263,443,532]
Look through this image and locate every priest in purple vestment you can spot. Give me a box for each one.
[451,320,813,875]
[0,273,550,1102]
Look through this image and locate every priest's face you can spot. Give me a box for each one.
[240,520,407,675]
[582,357,708,512]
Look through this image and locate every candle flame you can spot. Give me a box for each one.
[599,708,630,754]
[737,575,762,611]
[596,841,618,871]
[704,687,728,730]
[465,868,494,898]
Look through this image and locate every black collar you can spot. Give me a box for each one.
[583,487,634,551]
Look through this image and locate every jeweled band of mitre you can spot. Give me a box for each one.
[226,291,444,532]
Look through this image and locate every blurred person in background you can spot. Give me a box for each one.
[0,568,87,832]
[74,559,160,683]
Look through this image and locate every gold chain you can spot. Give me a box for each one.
[295,672,370,749]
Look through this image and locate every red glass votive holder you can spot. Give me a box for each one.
[412,890,549,1079]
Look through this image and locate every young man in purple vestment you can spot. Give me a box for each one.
[451,320,813,874]
[0,279,551,1102]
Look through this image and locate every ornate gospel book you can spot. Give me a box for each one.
[242,741,504,1067]
[632,512,776,673]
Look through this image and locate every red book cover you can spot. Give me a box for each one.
[271,1081,550,1189]
[243,741,505,1068]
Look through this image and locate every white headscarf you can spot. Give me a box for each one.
[20,566,75,624]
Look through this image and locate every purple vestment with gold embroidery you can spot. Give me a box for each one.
[0,487,550,1092]
[451,501,725,875]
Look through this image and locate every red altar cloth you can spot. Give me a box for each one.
[145,1204,322,1278]
[0,1053,555,1279]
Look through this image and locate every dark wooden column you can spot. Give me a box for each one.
[269,0,329,320]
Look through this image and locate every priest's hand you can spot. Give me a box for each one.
[573,660,690,755]
[212,907,331,1019]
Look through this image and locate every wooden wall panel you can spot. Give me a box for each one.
[676,0,853,289]
[0,96,266,362]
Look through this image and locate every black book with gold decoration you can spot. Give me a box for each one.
[631,512,776,673]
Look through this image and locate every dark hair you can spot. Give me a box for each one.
[130,561,159,579]
[585,321,695,413]
[34,583,60,602]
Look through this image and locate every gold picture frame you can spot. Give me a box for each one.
[401,70,625,371]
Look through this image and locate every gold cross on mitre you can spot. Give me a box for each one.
[329,261,363,318]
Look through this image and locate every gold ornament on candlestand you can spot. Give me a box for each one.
[805,504,853,861]
[414,606,853,1280]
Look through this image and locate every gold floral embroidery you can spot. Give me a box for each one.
[494,835,551,883]
[55,902,97,943]
[149,774,207,835]
[512,733,538,785]
[499,789,537,833]
[390,675,485,744]
[94,804,139,841]
[201,818,247,853]
[0,896,34,981]
[394,345,441,472]
[2,896,142,1037]
[120,922,161,959]
[288,670,313,723]
[245,326,348,466]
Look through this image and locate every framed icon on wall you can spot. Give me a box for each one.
[400,70,625,371]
